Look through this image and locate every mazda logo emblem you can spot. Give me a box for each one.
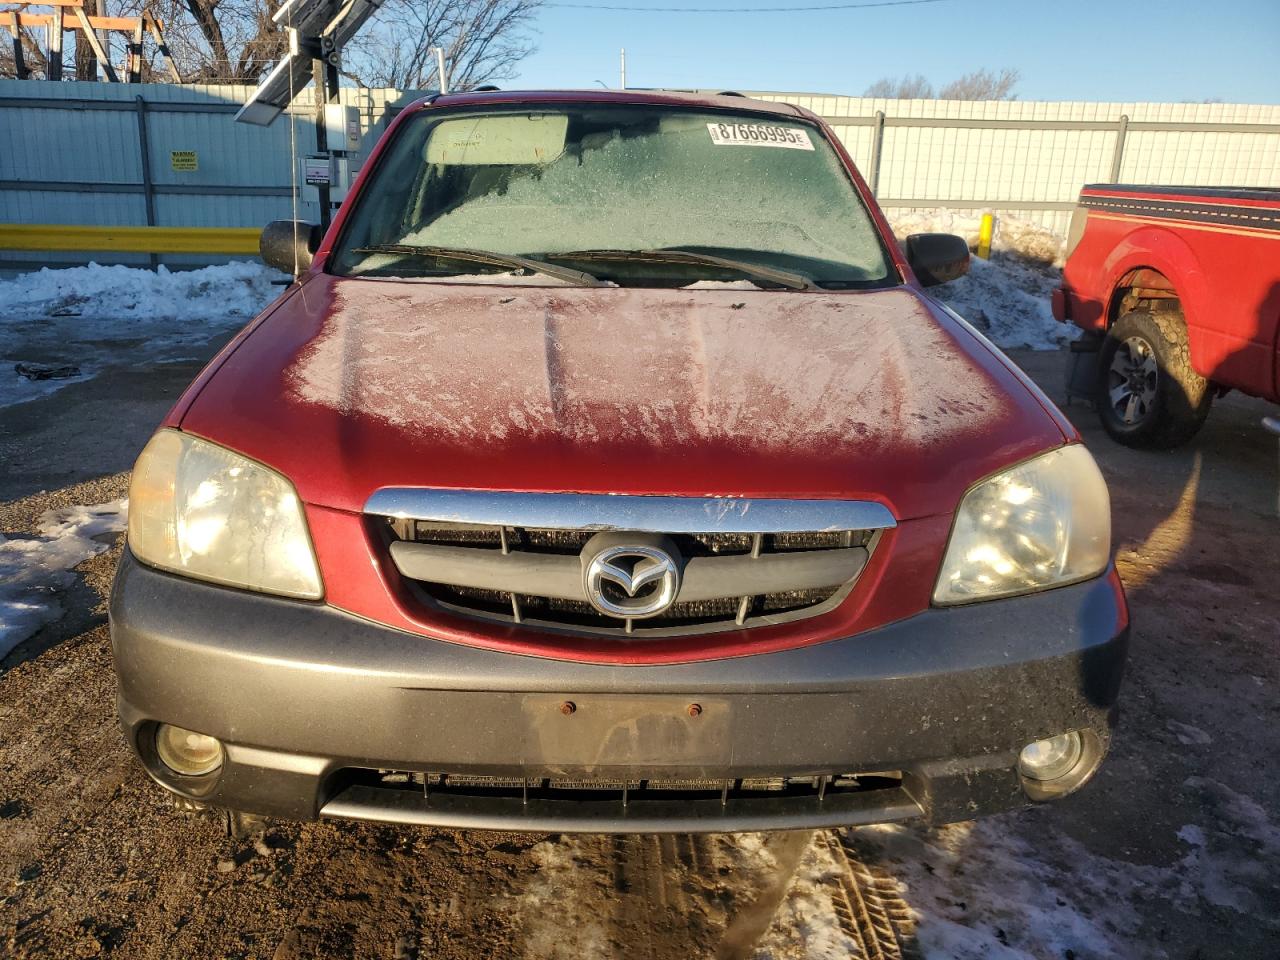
[583,539,681,619]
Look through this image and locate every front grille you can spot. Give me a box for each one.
[359,768,905,803]
[418,580,842,628]
[407,525,811,556]
[321,766,919,830]
[382,520,876,637]
[366,490,895,639]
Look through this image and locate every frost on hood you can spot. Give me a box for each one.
[289,285,1003,450]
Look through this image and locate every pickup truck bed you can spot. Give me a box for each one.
[1054,184,1280,447]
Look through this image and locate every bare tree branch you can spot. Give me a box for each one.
[938,68,1019,100]
[345,0,542,91]
[863,74,933,99]
[0,25,50,79]
[3,0,540,87]
[864,68,1020,101]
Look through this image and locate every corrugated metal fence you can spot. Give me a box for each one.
[0,79,425,269]
[751,92,1280,234]
[2,79,1279,268]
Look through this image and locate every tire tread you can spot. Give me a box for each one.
[1097,308,1210,449]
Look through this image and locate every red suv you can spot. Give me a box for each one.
[111,90,1128,834]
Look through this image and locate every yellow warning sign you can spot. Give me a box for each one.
[170,151,198,172]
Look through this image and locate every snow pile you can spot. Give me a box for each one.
[932,255,1068,350]
[888,209,1065,265]
[888,209,1072,351]
[0,499,127,658]
[0,260,279,323]
[0,261,282,409]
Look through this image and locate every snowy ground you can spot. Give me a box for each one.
[850,782,1280,960]
[886,209,1072,351]
[0,261,281,410]
[0,500,127,658]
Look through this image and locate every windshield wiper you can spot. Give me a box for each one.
[546,248,815,291]
[354,244,606,287]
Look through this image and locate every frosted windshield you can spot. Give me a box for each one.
[332,106,893,287]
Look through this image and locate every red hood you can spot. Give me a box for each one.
[179,275,1067,521]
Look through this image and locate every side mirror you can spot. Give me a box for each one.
[260,220,322,275]
[905,233,970,287]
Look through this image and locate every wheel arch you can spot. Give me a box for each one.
[1096,307,1213,448]
[1099,226,1214,376]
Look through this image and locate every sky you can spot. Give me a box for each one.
[509,0,1280,104]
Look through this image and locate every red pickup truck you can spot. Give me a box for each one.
[1053,184,1280,447]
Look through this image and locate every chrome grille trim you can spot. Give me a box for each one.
[368,491,891,637]
[387,540,869,605]
[365,489,897,535]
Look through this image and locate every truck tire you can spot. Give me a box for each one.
[1097,309,1211,449]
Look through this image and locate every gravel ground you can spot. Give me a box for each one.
[1,343,1278,959]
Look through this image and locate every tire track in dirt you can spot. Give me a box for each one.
[512,832,734,958]
[826,831,920,960]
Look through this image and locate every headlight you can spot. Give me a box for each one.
[933,444,1110,605]
[128,429,323,599]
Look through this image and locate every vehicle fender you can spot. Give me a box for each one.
[1099,225,1213,375]
[159,283,303,429]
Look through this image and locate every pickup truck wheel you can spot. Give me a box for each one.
[1097,310,1210,448]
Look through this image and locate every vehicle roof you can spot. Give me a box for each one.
[409,88,810,119]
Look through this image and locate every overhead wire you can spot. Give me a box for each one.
[286,2,299,277]
[544,0,948,12]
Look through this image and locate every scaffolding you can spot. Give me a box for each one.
[2,0,178,82]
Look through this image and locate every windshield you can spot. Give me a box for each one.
[330,104,895,289]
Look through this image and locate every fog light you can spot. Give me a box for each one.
[1018,731,1083,782]
[155,724,223,777]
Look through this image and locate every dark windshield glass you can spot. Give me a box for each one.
[330,105,895,288]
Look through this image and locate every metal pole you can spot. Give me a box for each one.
[1109,114,1129,183]
[134,94,158,269]
[620,48,626,90]
[976,213,994,259]
[868,110,885,197]
[433,46,448,94]
[47,8,63,81]
[313,56,332,231]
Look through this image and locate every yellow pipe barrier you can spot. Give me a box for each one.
[976,213,994,260]
[0,224,261,255]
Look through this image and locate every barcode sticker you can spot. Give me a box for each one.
[706,122,814,150]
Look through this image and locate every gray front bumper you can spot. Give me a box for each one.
[110,550,1128,832]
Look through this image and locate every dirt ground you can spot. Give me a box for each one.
[1,341,1278,959]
